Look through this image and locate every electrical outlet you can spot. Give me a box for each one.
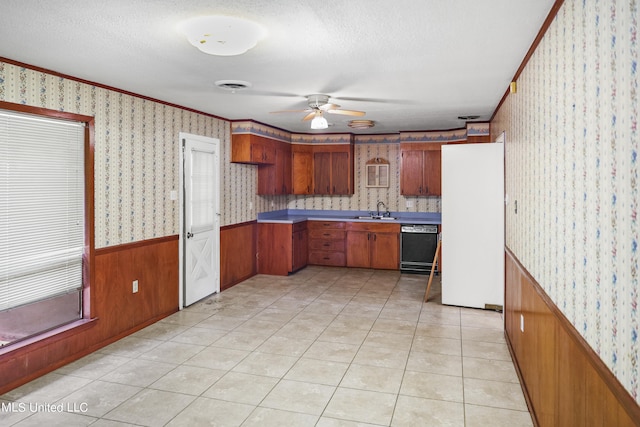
[249,201,253,210]
[133,280,139,293]
[406,200,414,208]
[520,314,524,332]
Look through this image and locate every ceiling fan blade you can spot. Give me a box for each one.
[326,109,366,117]
[302,111,318,121]
[270,108,312,114]
[319,103,341,111]
[333,96,417,105]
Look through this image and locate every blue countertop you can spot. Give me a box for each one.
[257,209,441,225]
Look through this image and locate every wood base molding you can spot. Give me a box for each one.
[505,248,639,426]
[0,236,179,395]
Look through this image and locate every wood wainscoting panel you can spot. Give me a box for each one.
[220,221,257,291]
[505,248,639,427]
[0,236,179,395]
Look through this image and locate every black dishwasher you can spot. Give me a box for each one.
[400,224,439,274]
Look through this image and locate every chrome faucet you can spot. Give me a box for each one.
[376,201,389,217]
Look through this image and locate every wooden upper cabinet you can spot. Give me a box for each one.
[291,146,313,195]
[237,134,353,196]
[258,141,291,195]
[400,150,423,195]
[280,143,292,194]
[400,143,442,196]
[331,151,351,194]
[313,152,331,194]
[312,144,354,195]
[231,134,276,164]
[423,149,441,196]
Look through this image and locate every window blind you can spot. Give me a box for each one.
[189,148,216,234]
[0,110,84,312]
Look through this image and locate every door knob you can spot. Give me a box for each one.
[186,232,194,239]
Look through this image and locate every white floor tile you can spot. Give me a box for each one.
[2,267,531,427]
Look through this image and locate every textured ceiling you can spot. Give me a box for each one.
[0,0,556,134]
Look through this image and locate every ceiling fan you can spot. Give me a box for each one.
[271,94,365,129]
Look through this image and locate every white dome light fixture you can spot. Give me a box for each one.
[310,112,328,130]
[178,15,267,56]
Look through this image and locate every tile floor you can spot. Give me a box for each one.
[0,266,532,426]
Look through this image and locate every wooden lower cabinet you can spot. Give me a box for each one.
[258,220,400,273]
[307,221,346,266]
[257,221,307,275]
[346,222,400,269]
[220,221,257,290]
[291,222,308,272]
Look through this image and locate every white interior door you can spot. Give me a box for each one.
[182,134,220,306]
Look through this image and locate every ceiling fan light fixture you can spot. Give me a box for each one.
[348,120,375,129]
[178,15,267,56]
[310,113,328,130]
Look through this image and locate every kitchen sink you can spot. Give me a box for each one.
[354,215,397,221]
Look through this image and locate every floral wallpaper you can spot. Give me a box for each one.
[0,61,257,248]
[491,0,639,402]
[0,61,488,252]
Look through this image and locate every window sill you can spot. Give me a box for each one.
[0,318,98,357]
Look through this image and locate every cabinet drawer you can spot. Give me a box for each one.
[309,229,345,240]
[309,239,345,252]
[309,251,346,266]
[346,222,400,233]
[308,221,346,230]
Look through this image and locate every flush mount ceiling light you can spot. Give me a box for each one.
[178,15,267,56]
[348,120,375,129]
[310,112,328,130]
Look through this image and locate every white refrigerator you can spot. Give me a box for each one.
[441,143,504,309]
